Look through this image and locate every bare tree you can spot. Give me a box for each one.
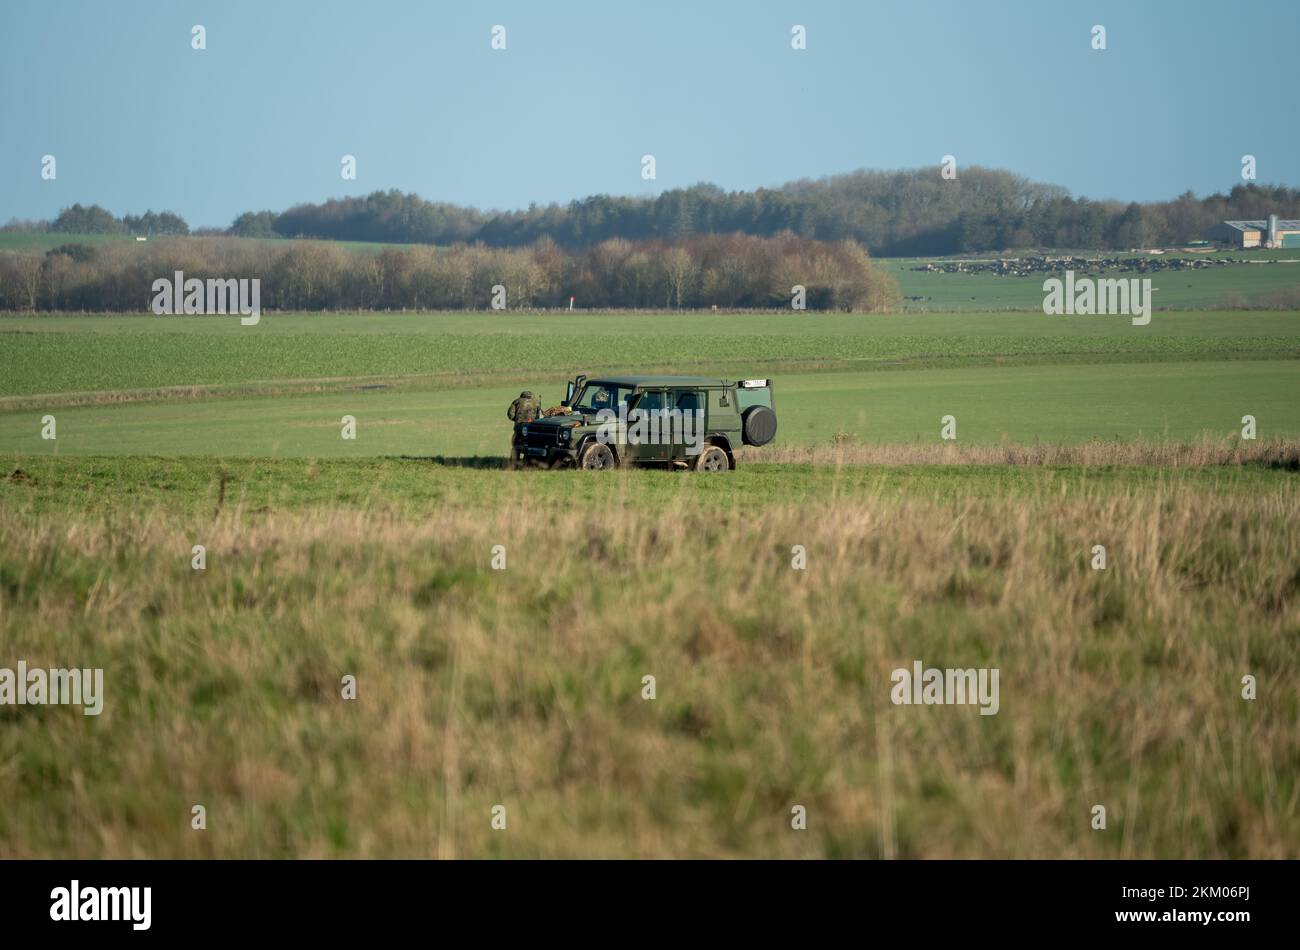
[662,247,697,309]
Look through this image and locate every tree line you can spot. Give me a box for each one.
[0,233,899,313]
[3,203,190,237]
[243,174,1300,254]
[6,169,1298,255]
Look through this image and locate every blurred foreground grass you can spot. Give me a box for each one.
[0,454,1296,858]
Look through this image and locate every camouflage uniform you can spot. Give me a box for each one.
[508,391,541,424]
[506,391,541,466]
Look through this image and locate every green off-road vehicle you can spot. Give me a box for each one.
[511,375,777,471]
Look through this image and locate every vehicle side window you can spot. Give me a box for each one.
[574,384,633,413]
[674,390,702,415]
[637,390,666,413]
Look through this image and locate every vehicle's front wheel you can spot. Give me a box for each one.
[579,441,616,470]
[694,445,730,472]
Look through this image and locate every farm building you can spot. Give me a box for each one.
[1203,215,1300,248]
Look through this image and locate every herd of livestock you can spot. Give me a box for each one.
[910,255,1255,278]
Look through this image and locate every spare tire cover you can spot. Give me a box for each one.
[742,405,777,446]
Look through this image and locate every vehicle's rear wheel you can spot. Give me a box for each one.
[694,445,730,472]
[579,442,616,470]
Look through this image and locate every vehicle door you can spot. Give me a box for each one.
[670,388,707,462]
[631,388,669,461]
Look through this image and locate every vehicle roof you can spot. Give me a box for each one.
[585,375,730,388]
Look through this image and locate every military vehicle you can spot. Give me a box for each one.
[510,375,777,471]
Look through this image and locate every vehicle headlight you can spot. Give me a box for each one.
[560,428,570,441]
[521,426,528,437]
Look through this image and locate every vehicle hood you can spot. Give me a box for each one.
[520,413,587,428]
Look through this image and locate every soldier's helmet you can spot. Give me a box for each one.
[521,391,533,398]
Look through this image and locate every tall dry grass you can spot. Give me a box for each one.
[0,466,1296,858]
[749,436,1300,468]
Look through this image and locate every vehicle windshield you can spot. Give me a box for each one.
[571,382,633,414]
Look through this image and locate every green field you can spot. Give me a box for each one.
[2,311,1297,456]
[2,360,1297,457]
[877,256,1300,311]
[0,231,138,254]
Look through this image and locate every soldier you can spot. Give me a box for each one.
[506,390,541,468]
[508,390,540,424]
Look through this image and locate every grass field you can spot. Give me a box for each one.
[876,256,1300,311]
[0,231,412,258]
[1,456,1296,858]
[1,301,1296,859]
[2,360,1297,457]
[0,232,138,254]
[2,311,1297,456]
[4,311,1300,399]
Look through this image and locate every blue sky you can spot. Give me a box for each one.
[2,0,1297,228]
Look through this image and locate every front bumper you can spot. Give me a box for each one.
[513,425,579,464]
[514,443,578,464]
